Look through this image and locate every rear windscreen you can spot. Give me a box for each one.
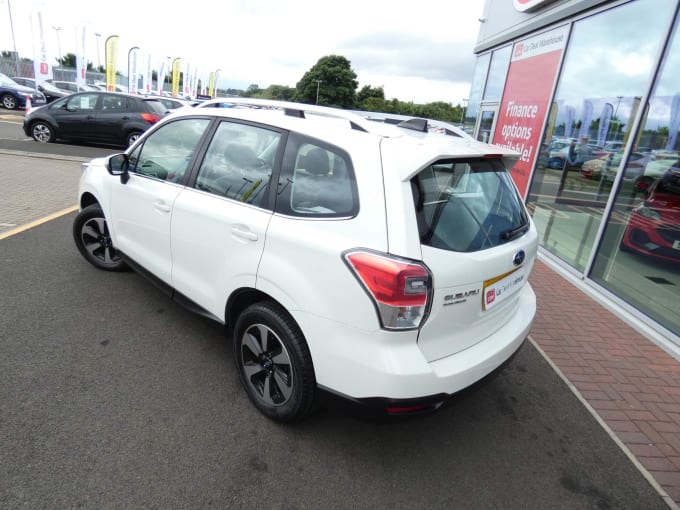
[411,158,529,252]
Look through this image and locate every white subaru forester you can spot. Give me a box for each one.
[74,98,538,422]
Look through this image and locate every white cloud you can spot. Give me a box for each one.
[0,0,484,104]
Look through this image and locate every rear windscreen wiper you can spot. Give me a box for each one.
[500,223,529,240]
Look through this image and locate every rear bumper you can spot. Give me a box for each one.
[318,338,525,418]
[295,283,536,404]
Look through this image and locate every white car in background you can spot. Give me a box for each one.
[73,98,538,422]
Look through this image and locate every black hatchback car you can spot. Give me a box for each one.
[23,91,168,147]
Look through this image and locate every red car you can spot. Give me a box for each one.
[621,169,680,263]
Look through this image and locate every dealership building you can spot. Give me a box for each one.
[466,0,679,352]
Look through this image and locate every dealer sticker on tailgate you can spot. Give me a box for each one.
[483,266,527,311]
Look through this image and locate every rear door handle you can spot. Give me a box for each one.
[153,200,171,213]
[231,226,258,242]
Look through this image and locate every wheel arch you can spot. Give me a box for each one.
[225,288,291,334]
[79,192,99,210]
[29,118,57,137]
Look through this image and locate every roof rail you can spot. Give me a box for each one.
[212,98,472,139]
[211,97,385,134]
[352,110,471,139]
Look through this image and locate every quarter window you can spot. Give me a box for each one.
[128,118,210,182]
[195,121,281,206]
[276,140,357,217]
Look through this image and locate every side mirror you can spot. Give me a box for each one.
[107,153,130,184]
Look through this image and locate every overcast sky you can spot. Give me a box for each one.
[1,0,484,104]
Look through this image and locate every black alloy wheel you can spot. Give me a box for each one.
[72,204,127,271]
[234,301,316,422]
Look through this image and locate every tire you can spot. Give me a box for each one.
[233,301,316,422]
[547,157,563,169]
[30,121,55,143]
[72,204,127,271]
[126,131,142,147]
[1,94,17,110]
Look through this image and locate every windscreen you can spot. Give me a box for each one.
[411,158,529,252]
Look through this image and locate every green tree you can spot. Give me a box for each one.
[257,84,296,101]
[56,52,77,68]
[356,85,384,110]
[246,83,262,97]
[294,55,358,108]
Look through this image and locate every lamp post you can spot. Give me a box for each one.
[53,26,62,67]
[127,46,139,93]
[460,98,468,125]
[315,79,322,105]
[94,32,101,70]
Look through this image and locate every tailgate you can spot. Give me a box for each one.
[418,234,536,362]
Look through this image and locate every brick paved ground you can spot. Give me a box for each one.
[0,151,83,236]
[529,260,680,507]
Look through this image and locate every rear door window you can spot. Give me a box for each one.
[411,158,529,252]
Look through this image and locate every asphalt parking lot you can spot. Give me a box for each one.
[0,128,670,509]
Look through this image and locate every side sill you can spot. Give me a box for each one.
[120,252,223,324]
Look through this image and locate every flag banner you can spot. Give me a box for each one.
[667,93,680,151]
[157,59,168,95]
[142,53,152,95]
[171,58,181,97]
[597,102,614,146]
[128,47,139,94]
[75,25,87,86]
[564,105,575,139]
[580,100,593,139]
[625,97,642,145]
[31,9,53,85]
[191,67,199,98]
[183,62,191,98]
[208,72,215,98]
[105,35,119,91]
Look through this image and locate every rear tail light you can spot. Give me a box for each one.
[141,112,161,124]
[344,250,431,330]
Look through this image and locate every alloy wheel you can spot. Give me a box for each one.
[32,123,53,143]
[80,216,122,268]
[2,95,16,109]
[239,323,294,406]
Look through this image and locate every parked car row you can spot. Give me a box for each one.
[0,73,47,110]
[10,77,70,102]
[6,74,222,147]
[23,91,169,147]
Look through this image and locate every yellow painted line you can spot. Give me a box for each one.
[0,205,78,240]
